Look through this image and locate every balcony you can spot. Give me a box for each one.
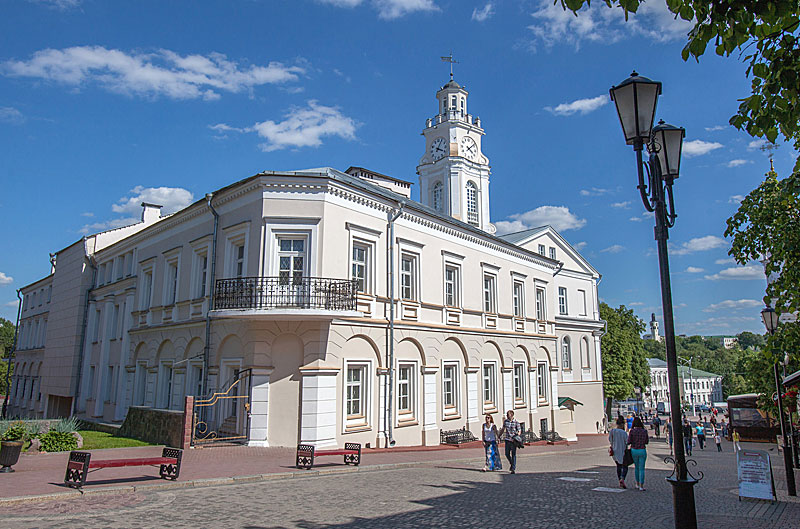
[211,277,361,320]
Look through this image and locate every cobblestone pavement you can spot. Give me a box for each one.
[2,439,799,529]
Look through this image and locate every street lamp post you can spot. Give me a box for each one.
[761,305,797,496]
[610,71,697,529]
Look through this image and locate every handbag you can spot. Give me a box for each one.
[622,448,634,466]
[608,446,614,457]
[512,434,524,448]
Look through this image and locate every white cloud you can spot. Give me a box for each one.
[628,302,644,306]
[600,244,625,253]
[705,125,726,132]
[671,235,727,255]
[682,139,723,157]
[495,205,586,234]
[3,47,305,100]
[374,0,438,19]
[80,185,194,234]
[610,201,630,209]
[729,194,744,204]
[727,159,750,168]
[26,0,81,9]
[703,299,762,312]
[0,107,25,124]
[704,264,765,281]
[80,212,94,217]
[526,0,692,51]
[4,300,19,308]
[545,95,607,116]
[573,241,587,251]
[472,3,494,22]
[318,0,363,6]
[580,187,609,196]
[214,100,358,152]
[748,139,767,150]
[715,257,737,265]
[629,216,643,222]
[0,272,13,285]
[685,266,705,273]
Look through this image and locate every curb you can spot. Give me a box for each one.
[0,443,607,506]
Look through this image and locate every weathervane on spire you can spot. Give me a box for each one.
[760,140,779,161]
[440,53,458,80]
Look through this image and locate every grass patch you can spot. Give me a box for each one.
[78,430,152,450]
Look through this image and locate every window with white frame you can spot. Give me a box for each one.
[558,287,568,315]
[140,265,154,310]
[549,247,556,260]
[88,365,96,397]
[444,264,460,307]
[278,238,306,285]
[442,363,459,415]
[578,289,587,316]
[400,253,417,301]
[104,366,115,402]
[118,301,125,339]
[234,244,245,277]
[535,287,546,320]
[397,363,416,421]
[432,181,444,212]
[190,364,203,397]
[482,362,497,410]
[158,363,173,409]
[537,362,548,401]
[562,337,572,370]
[345,363,368,427]
[192,246,209,299]
[483,274,497,313]
[352,243,369,293]
[581,337,590,368]
[165,257,179,306]
[92,308,101,342]
[513,280,524,318]
[112,304,120,340]
[126,252,134,276]
[116,256,123,280]
[466,181,479,226]
[134,364,146,406]
[538,244,546,256]
[224,225,249,279]
[97,264,105,287]
[513,363,525,403]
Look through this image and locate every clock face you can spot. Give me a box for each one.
[460,136,478,161]
[430,137,448,161]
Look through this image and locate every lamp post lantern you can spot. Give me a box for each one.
[610,71,697,529]
[761,305,797,496]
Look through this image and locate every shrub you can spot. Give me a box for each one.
[1,422,29,442]
[38,430,78,453]
[51,417,80,434]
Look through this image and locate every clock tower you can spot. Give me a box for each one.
[417,77,493,233]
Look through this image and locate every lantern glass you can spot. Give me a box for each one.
[652,120,685,178]
[609,71,662,146]
[762,306,780,334]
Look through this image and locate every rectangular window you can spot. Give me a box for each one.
[116,257,123,280]
[513,280,524,318]
[537,363,548,401]
[118,301,126,339]
[97,265,105,287]
[558,287,568,315]
[482,363,496,408]
[400,254,417,301]
[112,304,120,340]
[578,289,587,316]
[47,286,52,303]
[191,365,203,397]
[442,363,458,413]
[346,364,367,423]
[166,261,178,305]
[235,244,245,278]
[352,244,368,293]
[141,269,153,310]
[444,265,459,307]
[538,244,546,256]
[535,287,546,320]
[135,364,146,406]
[105,366,114,402]
[549,247,556,260]
[483,274,496,313]
[513,363,525,402]
[397,364,414,419]
[196,253,208,298]
[88,365,96,397]
[92,308,101,342]
[159,364,173,409]
[540,418,549,434]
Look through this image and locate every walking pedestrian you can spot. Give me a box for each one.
[498,410,521,474]
[653,416,661,438]
[608,416,629,488]
[696,423,706,450]
[481,414,501,472]
[666,418,673,455]
[714,430,722,452]
[733,428,741,452]
[628,416,649,491]
[626,414,634,431]
[683,420,694,456]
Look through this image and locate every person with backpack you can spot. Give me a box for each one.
[498,410,521,474]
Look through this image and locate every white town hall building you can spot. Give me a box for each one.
[9,77,606,448]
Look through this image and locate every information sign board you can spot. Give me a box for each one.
[737,449,776,501]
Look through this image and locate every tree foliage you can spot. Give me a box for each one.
[0,318,15,396]
[599,303,645,404]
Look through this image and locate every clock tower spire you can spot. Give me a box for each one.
[417,76,493,233]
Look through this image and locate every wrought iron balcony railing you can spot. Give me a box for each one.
[213,277,358,311]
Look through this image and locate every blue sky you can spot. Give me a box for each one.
[1,0,790,335]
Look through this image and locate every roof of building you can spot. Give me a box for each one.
[558,396,583,407]
[441,79,462,90]
[496,226,550,245]
[677,365,721,379]
[345,166,413,186]
[647,358,667,368]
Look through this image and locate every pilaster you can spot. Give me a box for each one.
[299,366,339,449]
[247,367,273,447]
[421,365,439,446]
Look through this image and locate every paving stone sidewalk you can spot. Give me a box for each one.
[0,434,608,503]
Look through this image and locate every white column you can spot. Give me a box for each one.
[528,366,538,431]
[114,294,135,420]
[465,367,479,431]
[549,366,560,433]
[299,367,339,449]
[247,368,272,447]
[78,300,97,412]
[93,300,114,417]
[422,366,438,446]
[502,368,513,414]
[593,335,602,381]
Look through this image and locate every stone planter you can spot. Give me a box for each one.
[0,441,23,473]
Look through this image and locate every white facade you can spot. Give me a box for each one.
[645,358,723,410]
[8,78,605,447]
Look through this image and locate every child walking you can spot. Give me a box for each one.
[714,430,722,452]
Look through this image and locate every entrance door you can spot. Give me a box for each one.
[277,238,307,306]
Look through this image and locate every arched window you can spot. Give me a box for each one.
[562,337,571,370]
[580,337,590,368]
[432,182,443,212]
[466,181,479,226]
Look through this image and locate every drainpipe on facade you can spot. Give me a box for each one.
[385,201,405,448]
[72,246,97,417]
[202,194,220,399]
[1,289,22,419]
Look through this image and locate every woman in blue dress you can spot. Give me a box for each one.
[482,414,501,471]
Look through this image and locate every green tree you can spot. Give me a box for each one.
[599,303,645,419]
[0,317,16,396]
[737,331,766,350]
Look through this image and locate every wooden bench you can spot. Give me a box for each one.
[295,443,360,469]
[64,447,183,489]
